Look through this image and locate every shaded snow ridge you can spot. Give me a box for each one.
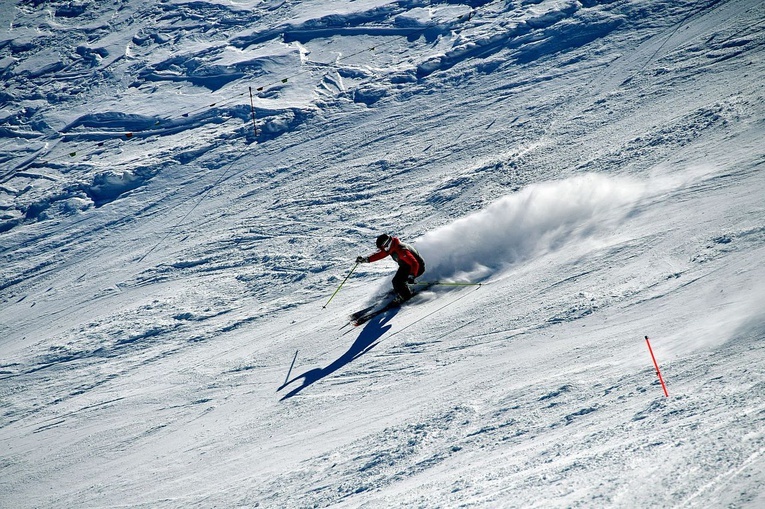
[416,173,646,283]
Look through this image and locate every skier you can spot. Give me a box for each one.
[356,234,425,302]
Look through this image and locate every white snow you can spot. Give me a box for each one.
[1,0,764,507]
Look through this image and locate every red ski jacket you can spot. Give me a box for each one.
[368,236,421,275]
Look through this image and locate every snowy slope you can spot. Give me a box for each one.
[1,0,764,507]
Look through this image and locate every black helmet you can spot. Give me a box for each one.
[376,233,391,250]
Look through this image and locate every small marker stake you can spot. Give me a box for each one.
[645,336,669,397]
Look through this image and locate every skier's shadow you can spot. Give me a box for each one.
[277,309,399,400]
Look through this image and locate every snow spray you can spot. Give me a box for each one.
[416,173,645,282]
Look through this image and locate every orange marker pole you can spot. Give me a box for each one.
[645,336,669,397]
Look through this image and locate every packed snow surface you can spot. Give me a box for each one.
[1,0,764,507]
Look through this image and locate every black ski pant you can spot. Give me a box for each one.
[392,265,413,300]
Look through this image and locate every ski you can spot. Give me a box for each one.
[350,299,401,326]
[348,282,436,327]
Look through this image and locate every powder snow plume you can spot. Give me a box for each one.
[416,173,646,282]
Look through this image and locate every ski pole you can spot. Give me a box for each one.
[412,281,482,287]
[323,262,359,308]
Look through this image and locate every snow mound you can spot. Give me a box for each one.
[417,173,645,282]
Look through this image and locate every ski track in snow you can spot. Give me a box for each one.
[1,0,765,507]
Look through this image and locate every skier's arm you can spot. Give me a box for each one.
[356,253,386,263]
[367,250,389,263]
[357,237,397,263]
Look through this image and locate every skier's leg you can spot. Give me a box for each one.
[392,266,413,301]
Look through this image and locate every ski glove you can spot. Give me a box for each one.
[356,256,369,263]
